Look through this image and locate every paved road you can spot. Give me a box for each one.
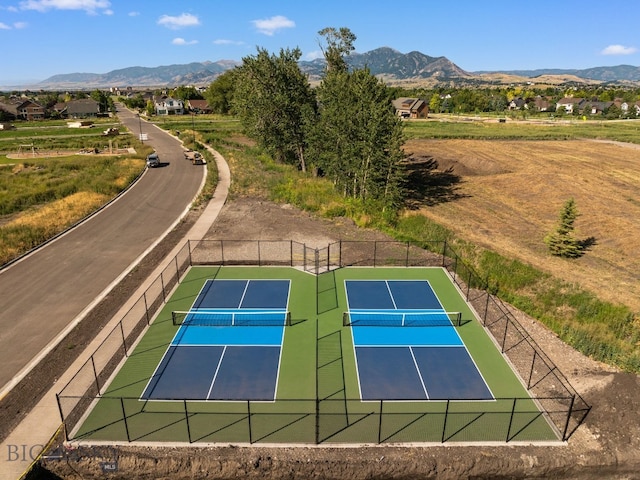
[0,107,205,395]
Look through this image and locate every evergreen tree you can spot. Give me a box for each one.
[544,198,584,258]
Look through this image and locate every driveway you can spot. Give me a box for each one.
[0,107,205,395]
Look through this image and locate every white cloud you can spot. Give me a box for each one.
[158,13,200,30]
[601,44,637,56]
[252,15,294,36]
[213,39,244,46]
[20,0,111,14]
[305,50,323,61]
[0,21,28,29]
[172,37,198,46]
[128,11,139,17]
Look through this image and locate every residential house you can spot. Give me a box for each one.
[187,99,211,114]
[508,97,526,110]
[66,98,101,118]
[392,97,429,119]
[530,96,551,112]
[583,101,613,115]
[0,99,45,121]
[154,96,184,115]
[556,97,584,114]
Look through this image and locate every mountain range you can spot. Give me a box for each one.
[17,47,640,89]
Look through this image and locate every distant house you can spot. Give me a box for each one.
[556,97,584,114]
[508,97,526,110]
[0,99,45,121]
[531,96,551,112]
[66,98,101,118]
[584,101,613,115]
[187,99,211,114]
[154,96,184,115]
[392,97,429,119]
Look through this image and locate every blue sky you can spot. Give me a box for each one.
[1,0,639,86]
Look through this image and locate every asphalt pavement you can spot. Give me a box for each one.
[0,107,205,396]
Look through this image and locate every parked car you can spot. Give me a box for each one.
[146,152,160,168]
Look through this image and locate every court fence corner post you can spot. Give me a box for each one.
[120,398,131,443]
[506,397,517,442]
[562,395,576,441]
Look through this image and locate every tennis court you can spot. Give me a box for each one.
[141,279,290,401]
[344,280,493,401]
[65,265,561,444]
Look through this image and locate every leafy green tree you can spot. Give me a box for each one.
[544,198,584,258]
[145,99,155,117]
[204,69,237,114]
[429,93,441,114]
[170,86,202,101]
[309,63,405,209]
[233,47,315,172]
[317,27,356,73]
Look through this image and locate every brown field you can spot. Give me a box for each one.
[404,139,640,313]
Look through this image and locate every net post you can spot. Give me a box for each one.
[286,311,291,327]
[171,311,178,326]
[342,312,349,327]
[455,312,462,327]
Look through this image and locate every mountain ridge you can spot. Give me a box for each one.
[7,47,640,89]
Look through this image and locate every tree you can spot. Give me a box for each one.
[204,69,237,114]
[317,27,356,73]
[544,198,584,258]
[309,65,405,210]
[232,47,315,172]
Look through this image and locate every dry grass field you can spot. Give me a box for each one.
[404,138,640,313]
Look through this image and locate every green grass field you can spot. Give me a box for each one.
[68,266,559,444]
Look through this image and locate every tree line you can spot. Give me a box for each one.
[209,27,406,213]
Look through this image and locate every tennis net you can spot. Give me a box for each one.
[172,310,291,327]
[343,310,462,327]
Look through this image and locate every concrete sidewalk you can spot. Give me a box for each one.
[0,147,230,480]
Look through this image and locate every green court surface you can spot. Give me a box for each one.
[69,266,560,444]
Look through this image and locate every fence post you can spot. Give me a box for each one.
[120,398,131,442]
[55,394,68,441]
[373,241,377,267]
[120,321,128,356]
[506,398,517,442]
[184,400,192,443]
[441,240,447,266]
[290,240,293,267]
[483,291,491,324]
[247,401,252,444]
[91,356,100,394]
[160,272,166,303]
[527,351,538,389]
[258,240,262,266]
[466,269,472,300]
[143,292,150,325]
[441,400,450,443]
[562,395,576,441]
[378,400,383,444]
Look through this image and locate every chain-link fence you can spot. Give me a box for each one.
[57,239,589,444]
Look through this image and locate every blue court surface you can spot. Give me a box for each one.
[142,279,290,401]
[345,279,494,401]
